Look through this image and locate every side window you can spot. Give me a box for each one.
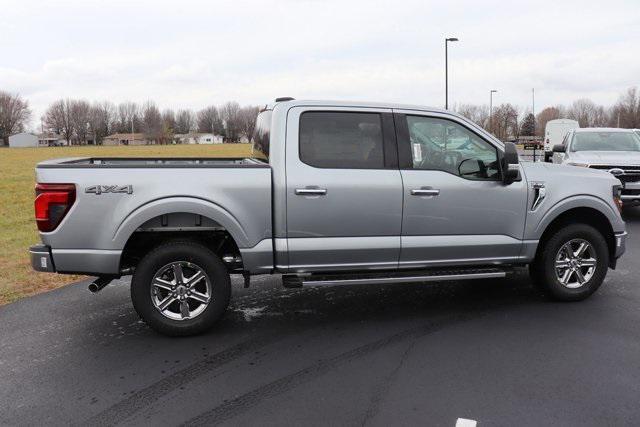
[406,115,500,180]
[300,112,384,169]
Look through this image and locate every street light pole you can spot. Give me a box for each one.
[489,89,497,133]
[532,87,535,134]
[445,37,459,110]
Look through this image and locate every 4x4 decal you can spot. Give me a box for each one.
[85,185,133,195]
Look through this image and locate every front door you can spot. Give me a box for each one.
[395,111,528,268]
[285,106,403,272]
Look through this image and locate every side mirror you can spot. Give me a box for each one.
[501,142,519,185]
[552,144,566,153]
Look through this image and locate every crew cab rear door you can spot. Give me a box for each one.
[284,106,403,272]
[394,110,528,267]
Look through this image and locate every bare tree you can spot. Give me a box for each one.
[0,91,32,145]
[610,87,640,128]
[566,98,610,128]
[491,103,520,140]
[116,102,140,134]
[89,101,115,144]
[591,105,609,127]
[220,101,242,142]
[238,106,260,140]
[142,101,163,144]
[175,109,195,134]
[162,109,176,133]
[69,100,92,144]
[456,104,489,128]
[535,106,565,136]
[44,99,74,144]
[197,106,224,134]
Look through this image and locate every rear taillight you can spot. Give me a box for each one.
[35,183,76,232]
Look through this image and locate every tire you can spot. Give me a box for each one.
[544,152,552,163]
[530,223,609,301]
[131,241,231,336]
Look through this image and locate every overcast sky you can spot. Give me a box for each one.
[1,0,639,126]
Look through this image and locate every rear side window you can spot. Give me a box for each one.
[250,110,272,162]
[299,112,384,169]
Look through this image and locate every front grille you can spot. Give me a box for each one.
[618,175,640,183]
[589,165,640,171]
[588,165,640,182]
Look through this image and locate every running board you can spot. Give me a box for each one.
[282,267,508,288]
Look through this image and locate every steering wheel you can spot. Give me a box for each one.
[457,139,473,150]
[442,150,462,171]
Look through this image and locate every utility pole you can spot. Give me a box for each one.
[444,37,459,110]
[532,88,537,161]
[532,88,536,135]
[489,89,497,134]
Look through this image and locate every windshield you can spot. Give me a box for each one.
[571,131,640,152]
[250,110,272,162]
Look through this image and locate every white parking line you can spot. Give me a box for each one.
[456,418,477,427]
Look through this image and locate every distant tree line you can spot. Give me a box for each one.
[39,99,260,145]
[0,92,259,146]
[456,86,640,140]
[2,86,640,146]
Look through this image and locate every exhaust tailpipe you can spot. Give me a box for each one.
[88,276,116,293]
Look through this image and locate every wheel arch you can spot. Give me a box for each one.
[114,197,249,273]
[534,206,616,265]
[113,197,250,249]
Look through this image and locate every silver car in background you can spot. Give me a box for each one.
[552,128,640,205]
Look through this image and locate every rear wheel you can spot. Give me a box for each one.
[530,224,609,301]
[131,241,231,336]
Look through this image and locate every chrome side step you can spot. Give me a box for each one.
[282,268,507,288]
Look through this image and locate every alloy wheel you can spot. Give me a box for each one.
[554,239,597,289]
[150,261,212,321]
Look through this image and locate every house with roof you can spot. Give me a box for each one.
[38,133,66,146]
[174,133,223,145]
[103,133,150,146]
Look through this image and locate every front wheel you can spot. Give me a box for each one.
[530,224,609,301]
[131,241,231,336]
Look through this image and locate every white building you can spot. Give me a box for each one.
[8,132,38,147]
[175,133,223,145]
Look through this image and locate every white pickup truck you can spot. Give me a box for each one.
[30,99,627,336]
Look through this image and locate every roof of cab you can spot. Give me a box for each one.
[265,98,451,115]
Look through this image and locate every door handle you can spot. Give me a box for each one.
[295,188,327,196]
[411,188,440,196]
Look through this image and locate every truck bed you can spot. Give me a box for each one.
[36,157,268,168]
[35,157,273,274]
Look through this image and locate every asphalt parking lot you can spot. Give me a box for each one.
[2,208,640,426]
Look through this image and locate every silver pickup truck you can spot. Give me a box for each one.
[30,99,627,336]
[551,127,640,205]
